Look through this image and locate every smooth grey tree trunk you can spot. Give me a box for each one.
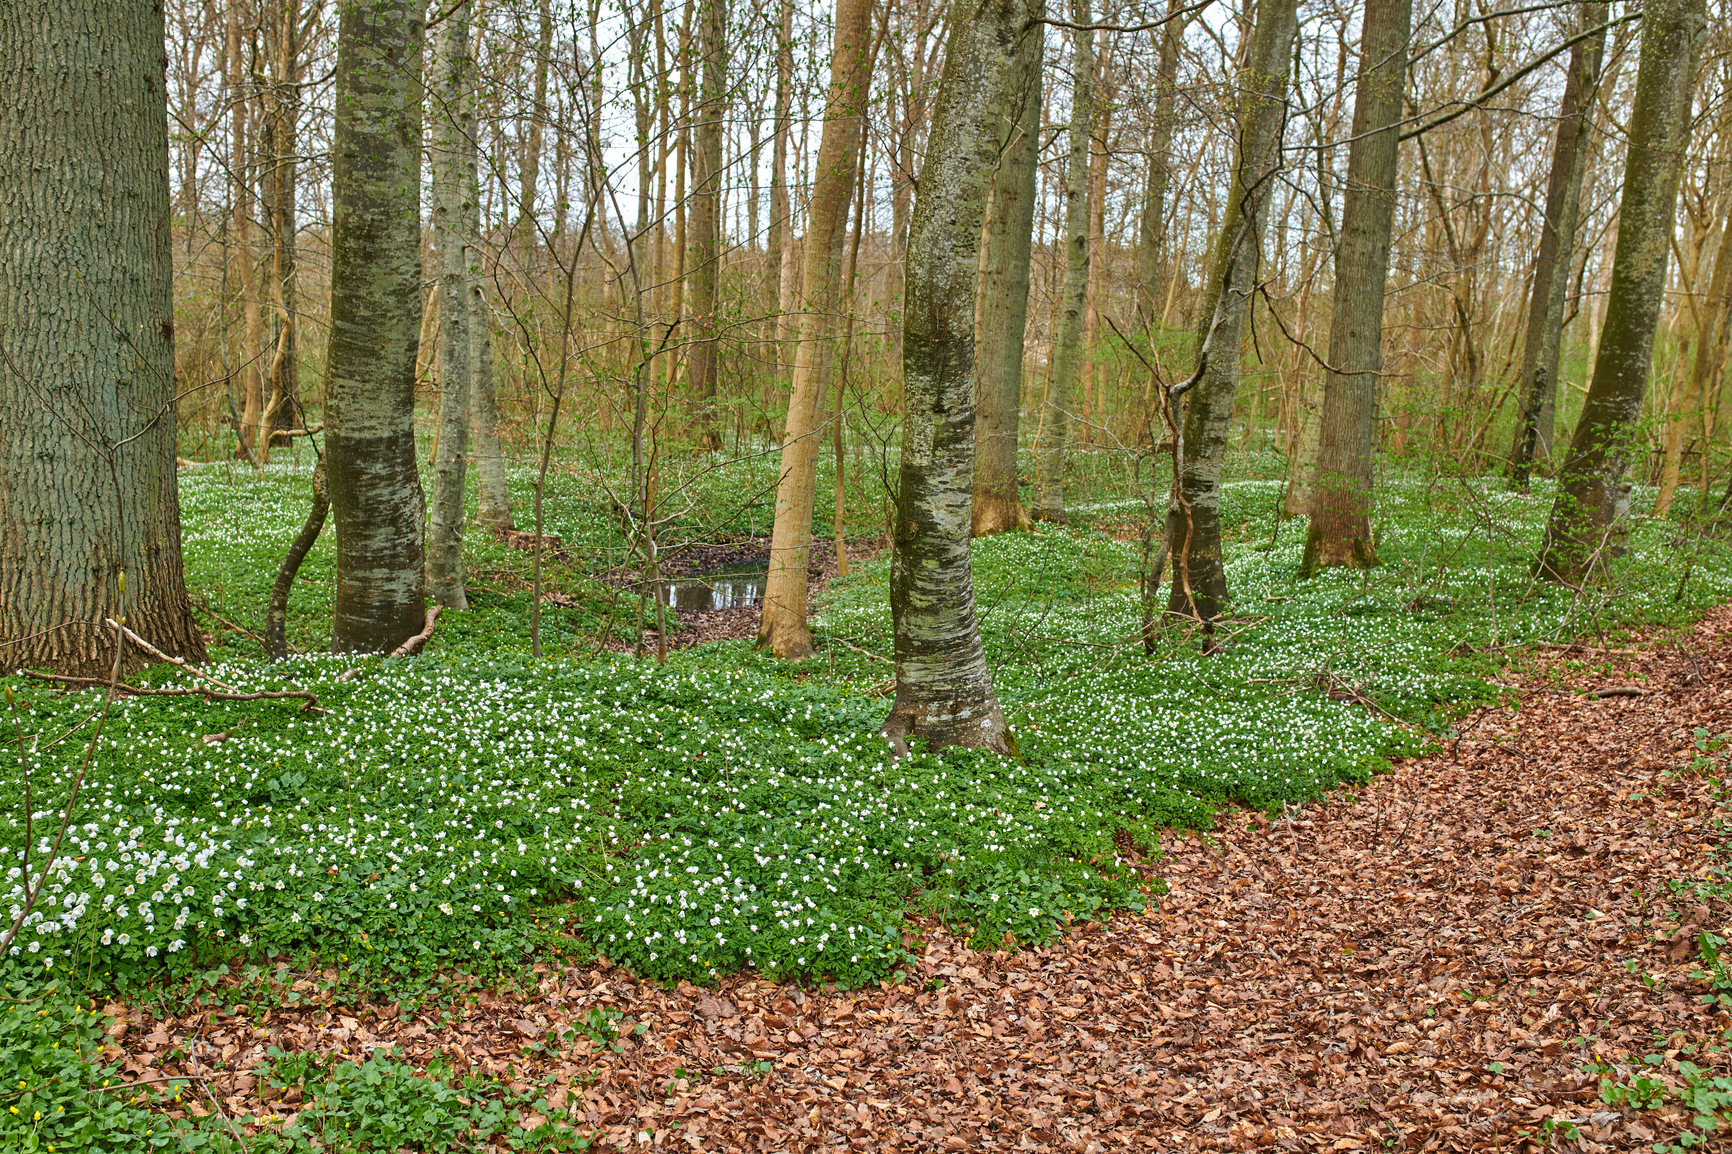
[426,0,477,610]
[757,0,875,659]
[0,0,206,676]
[1135,0,1189,323]
[1166,0,1298,623]
[326,0,429,654]
[1033,0,1093,524]
[1508,3,1606,490]
[1537,0,1706,579]
[883,0,1032,757]
[1299,0,1411,576]
[470,295,513,530]
[970,24,1043,537]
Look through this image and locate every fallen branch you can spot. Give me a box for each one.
[21,670,322,712]
[390,606,443,658]
[106,618,235,691]
[827,636,894,665]
[1586,686,1644,699]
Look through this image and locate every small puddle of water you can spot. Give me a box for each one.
[658,562,769,612]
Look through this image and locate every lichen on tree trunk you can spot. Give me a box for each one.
[883,0,1035,757]
[1537,0,1707,581]
[325,0,429,654]
[0,0,206,677]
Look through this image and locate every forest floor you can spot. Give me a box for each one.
[104,603,1732,1152]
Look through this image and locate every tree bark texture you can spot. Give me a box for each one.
[0,0,207,677]
[757,0,875,659]
[1166,0,1298,622]
[325,0,429,653]
[426,0,476,609]
[1508,3,1606,490]
[883,0,1032,757]
[1032,4,1087,519]
[686,0,726,450]
[1033,0,1093,524]
[1135,1,1188,324]
[1299,0,1411,576]
[1537,0,1706,579]
[262,0,302,446]
[970,25,1043,538]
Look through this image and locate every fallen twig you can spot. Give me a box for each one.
[20,670,322,712]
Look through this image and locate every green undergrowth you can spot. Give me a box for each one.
[6,460,1732,1007]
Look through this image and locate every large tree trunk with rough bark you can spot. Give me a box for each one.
[757,0,875,659]
[1299,0,1411,576]
[686,0,726,450]
[1033,0,1092,524]
[970,24,1043,538]
[882,0,1029,757]
[0,0,206,677]
[426,0,477,610]
[1166,0,1298,623]
[1508,4,1606,490]
[1537,0,1706,580]
[325,0,429,654]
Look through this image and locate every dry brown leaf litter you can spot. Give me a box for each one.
[102,605,1732,1151]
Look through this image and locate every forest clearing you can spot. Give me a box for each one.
[4,0,1732,1148]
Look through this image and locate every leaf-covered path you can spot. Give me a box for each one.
[111,608,1732,1151]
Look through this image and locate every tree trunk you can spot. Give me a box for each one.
[1166,0,1298,622]
[765,0,794,323]
[519,0,553,247]
[0,0,206,676]
[686,0,726,450]
[1135,0,1189,324]
[227,1,264,462]
[426,0,476,609]
[1033,0,1092,524]
[970,28,1043,537]
[1508,3,1606,490]
[326,0,429,653]
[263,0,301,446]
[882,0,1033,758]
[756,0,875,659]
[1298,0,1411,576]
[1537,0,1707,579]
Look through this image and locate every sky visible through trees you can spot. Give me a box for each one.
[3,0,1732,1148]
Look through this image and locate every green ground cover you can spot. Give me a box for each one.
[5,452,1731,1150]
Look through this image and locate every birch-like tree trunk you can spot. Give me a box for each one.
[1299,0,1411,576]
[1537,0,1707,579]
[326,0,429,653]
[1508,3,1606,490]
[1166,0,1298,623]
[686,0,727,450]
[1033,0,1093,524]
[883,0,1030,757]
[756,0,875,659]
[0,0,206,676]
[970,23,1043,537]
[426,0,476,609]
